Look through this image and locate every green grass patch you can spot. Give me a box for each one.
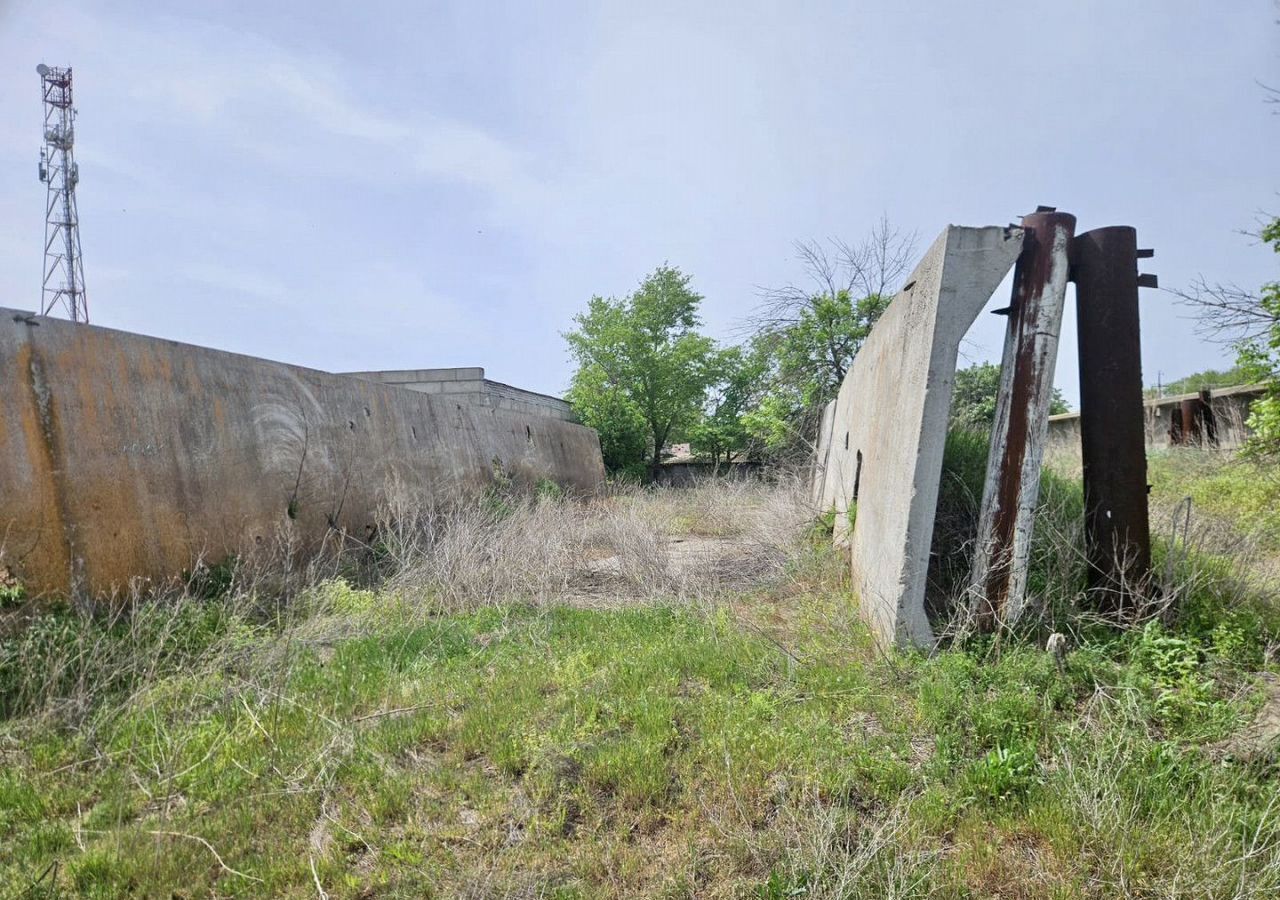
[1148,449,1280,550]
[3,581,1279,897]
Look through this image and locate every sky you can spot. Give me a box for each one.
[0,0,1276,406]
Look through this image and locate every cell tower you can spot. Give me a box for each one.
[37,63,88,323]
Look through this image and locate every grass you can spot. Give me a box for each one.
[2,473,1280,897]
[1147,449,1280,553]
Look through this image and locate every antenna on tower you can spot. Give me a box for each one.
[37,63,88,323]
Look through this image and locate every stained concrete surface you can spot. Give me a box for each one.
[812,225,1024,649]
[347,368,577,422]
[1047,384,1264,457]
[0,309,605,598]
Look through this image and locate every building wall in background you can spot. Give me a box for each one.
[1047,384,1264,457]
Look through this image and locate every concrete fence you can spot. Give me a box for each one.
[0,309,605,598]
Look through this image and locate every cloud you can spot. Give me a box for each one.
[180,261,287,303]
[32,4,543,207]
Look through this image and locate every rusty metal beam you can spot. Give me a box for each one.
[1180,398,1201,445]
[1073,226,1153,613]
[1200,389,1219,446]
[970,209,1076,630]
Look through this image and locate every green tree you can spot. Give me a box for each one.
[688,346,765,467]
[950,362,1070,431]
[768,290,893,409]
[564,365,649,473]
[564,266,720,474]
[740,393,797,455]
[1236,218,1280,454]
[743,291,891,457]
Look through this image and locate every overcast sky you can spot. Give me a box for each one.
[1,1,1276,405]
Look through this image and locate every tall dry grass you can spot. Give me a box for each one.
[928,430,1280,649]
[377,473,817,612]
[0,474,818,726]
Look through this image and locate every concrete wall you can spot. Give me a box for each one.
[0,310,605,598]
[812,225,1024,649]
[346,368,577,422]
[652,460,761,487]
[1047,384,1264,458]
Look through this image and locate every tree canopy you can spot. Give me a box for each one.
[739,219,915,459]
[564,266,721,473]
[950,362,1070,431]
[688,345,765,467]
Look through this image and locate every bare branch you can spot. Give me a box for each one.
[740,216,918,336]
[1168,279,1274,344]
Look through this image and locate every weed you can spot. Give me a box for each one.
[536,476,566,500]
[0,566,24,609]
[965,742,1039,806]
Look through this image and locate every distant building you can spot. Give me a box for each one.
[1047,383,1268,454]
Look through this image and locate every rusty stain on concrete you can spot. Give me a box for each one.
[0,310,606,598]
[11,341,72,589]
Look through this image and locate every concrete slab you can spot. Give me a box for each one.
[812,225,1024,649]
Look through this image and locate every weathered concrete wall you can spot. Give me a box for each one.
[652,460,761,487]
[1047,384,1265,458]
[347,368,577,422]
[0,310,605,598]
[812,225,1024,649]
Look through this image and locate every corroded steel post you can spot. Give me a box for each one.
[1180,398,1201,445]
[970,208,1076,630]
[1073,226,1153,612]
[1199,389,1218,446]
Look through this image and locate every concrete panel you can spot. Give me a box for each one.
[434,380,487,395]
[0,310,605,598]
[814,226,1024,649]
[350,371,576,423]
[347,367,485,383]
[810,399,837,508]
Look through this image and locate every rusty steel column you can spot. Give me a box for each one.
[1073,226,1154,612]
[1180,398,1202,445]
[970,208,1076,630]
[1200,389,1219,446]
[1168,405,1184,445]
